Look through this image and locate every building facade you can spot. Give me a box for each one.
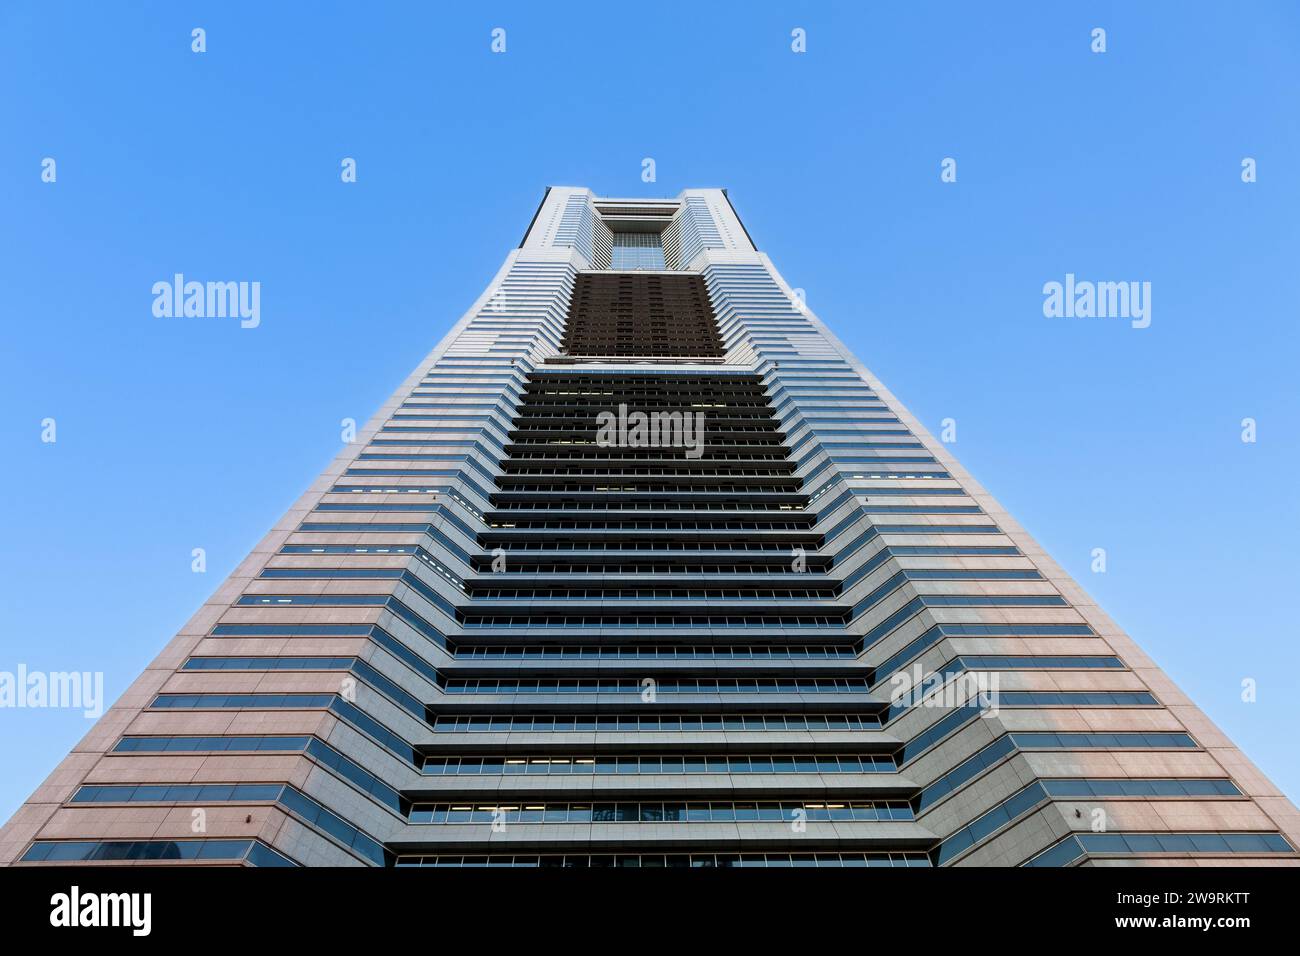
[3,187,1297,867]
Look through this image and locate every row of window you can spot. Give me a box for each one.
[860,522,1001,536]
[422,753,897,776]
[460,614,845,628]
[395,402,505,411]
[237,589,456,618]
[138,695,1196,804]
[800,452,937,469]
[144,691,424,767]
[210,623,367,637]
[859,598,1081,651]
[441,677,871,694]
[68,783,385,866]
[879,657,1126,715]
[956,655,1125,670]
[896,703,983,764]
[510,425,781,436]
[114,734,310,753]
[316,493,487,521]
[1012,731,1196,749]
[909,730,1200,802]
[491,502,806,515]
[281,544,420,555]
[1045,778,1241,798]
[522,392,769,401]
[370,435,504,448]
[179,652,427,729]
[508,438,786,448]
[917,735,1016,811]
[397,855,930,869]
[274,787,386,865]
[73,782,282,803]
[794,420,910,432]
[832,543,1020,572]
[298,504,476,540]
[21,839,295,866]
[451,644,856,660]
[505,450,791,462]
[936,781,1053,864]
[274,547,466,590]
[483,540,814,553]
[152,693,340,711]
[458,575,1049,606]
[933,778,1244,865]
[908,729,1201,805]
[514,412,781,422]
[112,735,404,814]
[864,622,1096,663]
[996,691,1157,707]
[493,483,799,493]
[182,656,352,671]
[861,592,1068,619]
[296,522,474,555]
[790,435,920,454]
[1025,832,1294,866]
[211,617,449,672]
[346,456,496,483]
[486,518,813,531]
[492,501,806,513]
[330,482,448,493]
[407,800,913,825]
[465,562,833,575]
[219,652,1117,724]
[429,713,883,732]
[499,466,798,477]
[847,569,1046,612]
[846,504,986,515]
[464,587,838,601]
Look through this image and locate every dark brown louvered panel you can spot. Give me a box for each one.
[561,273,724,359]
[469,371,840,627]
[594,204,678,217]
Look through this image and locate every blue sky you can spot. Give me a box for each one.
[1,1,1297,821]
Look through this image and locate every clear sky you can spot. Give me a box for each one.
[1,1,1297,822]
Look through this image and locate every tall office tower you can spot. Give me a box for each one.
[4,187,1297,868]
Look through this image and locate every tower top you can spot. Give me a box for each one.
[520,187,756,262]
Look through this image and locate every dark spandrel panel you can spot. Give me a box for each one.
[562,273,723,358]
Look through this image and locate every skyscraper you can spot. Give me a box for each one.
[4,187,1296,868]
